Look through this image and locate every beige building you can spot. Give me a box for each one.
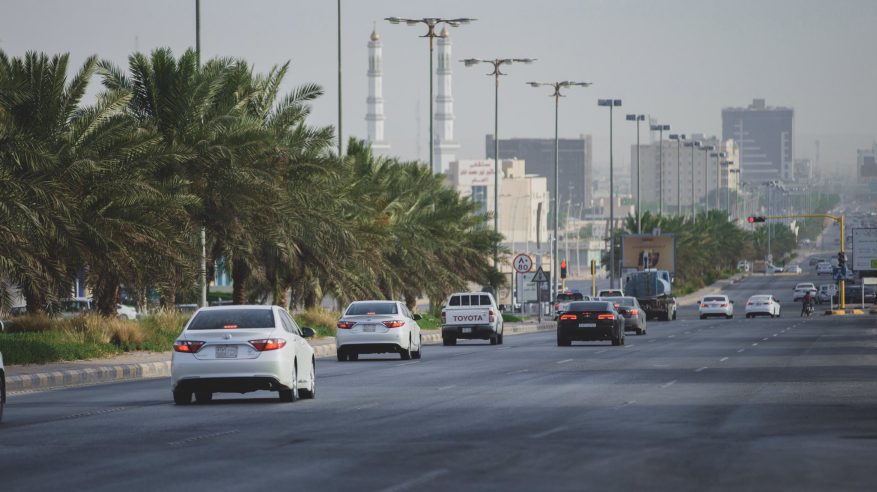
[629,135,740,213]
[446,159,549,253]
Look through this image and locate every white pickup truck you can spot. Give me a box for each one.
[441,292,504,346]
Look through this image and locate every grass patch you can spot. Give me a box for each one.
[502,313,525,323]
[416,313,442,330]
[294,307,340,338]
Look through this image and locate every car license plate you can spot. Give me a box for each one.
[578,323,597,328]
[216,345,238,358]
[462,327,472,334]
[363,324,376,332]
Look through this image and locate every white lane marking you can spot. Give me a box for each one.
[752,343,759,346]
[695,366,708,373]
[772,334,778,337]
[353,402,379,410]
[168,430,239,447]
[507,369,529,375]
[397,361,419,367]
[595,349,607,354]
[668,335,675,338]
[720,357,729,362]
[557,359,574,365]
[438,385,456,391]
[684,332,691,335]
[661,380,677,388]
[648,339,657,343]
[529,426,568,439]
[379,469,449,492]
[614,400,637,409]
[762,337,769,341]
[738,349,745,353]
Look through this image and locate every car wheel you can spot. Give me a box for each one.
[700,315,706,320]
[173,388,192,405]
[1,376,6,422]
[195,391,212,404]
[349,353,359,361]
[400,337,413,360]
[442,336,456,346]
[298,361,316,399]
[636,328,644,335]
[412,336,422,359]
[557,334,571,346]
[672,309,678,320]
[278,365,298,403]
[498,331,504,345]
[336,350,347,362]
[611,336,621,346]
[726,314,733,319]
[489,333,498,345]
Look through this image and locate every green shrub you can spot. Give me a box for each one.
[502,314,525,323]
[415,313,442,330]
[294,307,340,338]
[0,331,119,365]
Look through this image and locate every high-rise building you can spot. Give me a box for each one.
[485,135,592,210]
[365,27,389,154]
[629,135,739,211]
[858,143,877,178]
[434,27,459,173]
[722,98,794,183]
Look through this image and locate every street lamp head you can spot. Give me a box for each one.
[386,17,402,24]
[598,98,621,107]
[461,58,481,67]
[669,134,679,140]
[513,58,537,64]
[526,81,543,88]
[568,81,592,87]
[450,17,476,25]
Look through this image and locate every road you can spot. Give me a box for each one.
[2,273,876,491]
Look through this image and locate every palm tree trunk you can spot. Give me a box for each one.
[93,275,120,316]
[404,291,417,312]
[232,258,249,304]
[23,284,46,315]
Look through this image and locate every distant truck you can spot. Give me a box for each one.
[623,270,677,321]
[752,260,769,273]
[441,292,504,346]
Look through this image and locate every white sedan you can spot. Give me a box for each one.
[171,305,316,404]
[745,295,782,318]
[699,295,734,319]
[336,300,422,361]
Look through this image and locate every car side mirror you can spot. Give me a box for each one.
[413,314,422,321]
[301,327,316,338]
[730,300,735,304]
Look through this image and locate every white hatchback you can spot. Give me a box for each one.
[336,301,422,361]
[745,295,781,318]
[171,305,316,404]
[699,295,734,319]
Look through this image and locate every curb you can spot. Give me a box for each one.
[6,322,555,393]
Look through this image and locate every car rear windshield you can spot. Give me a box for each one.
[448,294,492,306]
[188,309,275,330]
[605,297,635,306]
[703,296,725,302]
[346,302,398,315]
[750,296,770,301]
[557,293,584,302]
[601,290,623,296]
[568,301,611,312]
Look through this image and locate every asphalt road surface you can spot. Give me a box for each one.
[2,273,876,491]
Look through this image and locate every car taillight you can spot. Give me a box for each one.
[628,309,639,316]
[337,321,355,329]
[173,340,205,353]
[382,320,405,328]
[441,311,446,323]
[249,338,287,351]
[720,304,728,307]
[747,302,753,305]
[560,314,577,320]
[701,303,708,308]
[554,303,560,311]
[597,314,615,320]
[489,309,495,323]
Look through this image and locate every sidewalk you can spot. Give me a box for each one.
[4,321,555,393]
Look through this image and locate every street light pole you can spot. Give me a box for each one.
[651,123,670,216]
[386,16,476,174]
[599,99,622,288]
[462,58,536,270]
[701,145,714,213]
[337,0,343,156]
[684,140,700,222]
[528,81,591,308]
[626,114,645,234]
[669,134,686,217]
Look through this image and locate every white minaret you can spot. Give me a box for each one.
[434,26,459,174]
[366,26,389,154]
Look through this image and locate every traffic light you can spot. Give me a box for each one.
[748,216,766,223]
[838,251,846,269]
[560,260,568,279]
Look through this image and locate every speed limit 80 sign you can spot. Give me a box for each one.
[513,254,534,274]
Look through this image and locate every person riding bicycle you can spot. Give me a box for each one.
[801,291,814,316]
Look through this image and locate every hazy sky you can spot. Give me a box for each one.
[3,0,876,175]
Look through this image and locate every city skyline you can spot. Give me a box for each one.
[2,0,876,174]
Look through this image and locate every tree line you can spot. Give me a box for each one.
[0,48,500,316]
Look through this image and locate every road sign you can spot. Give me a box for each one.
[531,266,549,283]
[863,277,877,285]
[852,228,877,271]
[513,254,533,274]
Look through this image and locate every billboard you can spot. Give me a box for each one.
[852,228,877,271]
[621,234,677,274]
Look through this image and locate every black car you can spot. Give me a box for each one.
[557,301,625,346]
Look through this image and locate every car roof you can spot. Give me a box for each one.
[196,304,275,312]
[749,294,772,299]
[349,300,398,303]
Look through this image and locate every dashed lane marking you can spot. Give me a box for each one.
[529,426,569,439]
[649,339,657,343]
[396,361,419,367]
[695,367,708,373]
[661,380,677,388]
[595,349,607,354]
[353,403,379,410]
[379,469,449,492]
[668,335,675,338]
[738,349,745,353]
[720,357,729,362]
[762,337,769,341]
[752,343,759,346]
[507,369,529,375]
[168,430,239,447]
[557,359,574,365]
[438,385,456,391]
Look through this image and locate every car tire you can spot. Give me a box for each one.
[557,334,571,346]
[349,353,359,361]
[400,338,413,360]
[611,336,621,346]
[726,314,733,319]
[336,351,346,362]
[489,333,498,345]
[298,361,316,399]
[498,331,504,345]
[672,309,678,320]
[173,388,192,405]
[442,336,456,346]
[700,315,706,320]
[636,328,645,335]
[278,365,298,403]
[1,375,6,422]
[195,391,212,404]
[412,336,422,359]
